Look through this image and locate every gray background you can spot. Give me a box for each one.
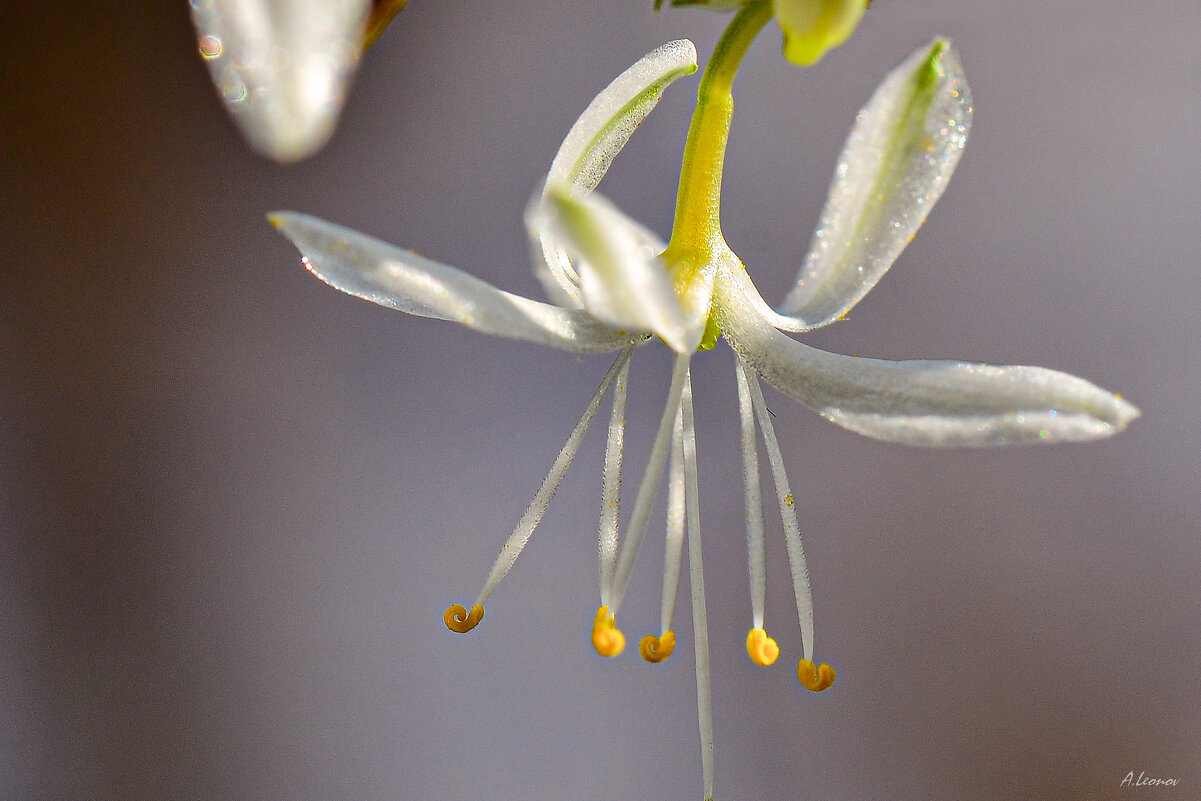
[3,1,1199,800]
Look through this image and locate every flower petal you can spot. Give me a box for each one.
[270,212,635,353]
[534,40,698,304]
[716,269,1139,446]
[535,189,705,353]
[192,0,371,163]
[776,39,971,329]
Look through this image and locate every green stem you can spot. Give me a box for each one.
[667,0,773,251]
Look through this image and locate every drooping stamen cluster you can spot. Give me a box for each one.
[735,356,835,690]
[440,16,840,801]
[441,345,635,634]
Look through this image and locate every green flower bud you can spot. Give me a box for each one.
[774,0,867,65]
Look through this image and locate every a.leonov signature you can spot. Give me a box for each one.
[1121,771,1180,788]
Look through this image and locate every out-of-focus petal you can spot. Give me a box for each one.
[773,0,866,67]
[535,190,705,353]
[534,40,698,304]
[777,39,971,329]
[191,0,370,163]
[716,267,1139,446]
[270,212,636,353]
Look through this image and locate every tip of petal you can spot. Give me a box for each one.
[1111,394,1141,430]
[267,211,311,245]
[192,0,371,162]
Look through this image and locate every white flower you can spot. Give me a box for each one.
[270,36,1137,800]
[191,0,406,162]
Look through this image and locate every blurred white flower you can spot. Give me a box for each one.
[271,31,1137,801]
[191,0,406,162]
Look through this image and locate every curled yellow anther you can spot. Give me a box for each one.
[639,630,676,663]
[746,628,780,666]
[443,603,484,633]
[591,606,625,657]
[797,658,837,692]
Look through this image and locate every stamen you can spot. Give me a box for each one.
[734,355,767,630]
[738,356,816,662]
[598,356,630,608]
[740,357,839,691]
[638,630,676,663]
[681,371,714,801]
[591,605,625,657]
[609,354,692,615]
[641,399,688,665]
[797,659,837,693]
[443,603,484,633]
[745,628,779,666]
[461,346,633,617]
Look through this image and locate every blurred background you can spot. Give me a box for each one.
[3,1,1199,799]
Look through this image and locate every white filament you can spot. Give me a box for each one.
[609,354,691,615]
[681,372,714,801]
[598,356,630,607]
[474,346,634,606]
[740,356,816,662]
[734,358,767,629]
[659,390,687,634]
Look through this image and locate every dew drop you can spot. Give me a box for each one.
[198,35,223,60]
[221,75,247,103]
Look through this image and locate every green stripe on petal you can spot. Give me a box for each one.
[778,39,971,328]
[534,40,698,305]
[536,189,705,353]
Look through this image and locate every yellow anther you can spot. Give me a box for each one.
[591,606,625,657]
[443,603,484,633]
[746,628,780,666]
[639,630,676,663]
[797,658,837,692]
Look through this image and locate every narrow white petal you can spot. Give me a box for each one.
[271,212,634,353]
[717,268,1140,446]
[610,355,691,615]
[741,357,816,662]
[598,357,630,607]
[536,190,703,353]
[777,39,972,328]
[192,0,370,162]
[534,40,698,303]
[681,374,715,801]
[734,359,767,629]
[474,348,633,607]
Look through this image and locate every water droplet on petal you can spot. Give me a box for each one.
[199,35,223,59]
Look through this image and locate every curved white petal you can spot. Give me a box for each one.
[776,38,972,329]
[533,40,699,304]
[271,212,635,353]
[716,269,1139,446]
[536,189,704,353]
[192,0,370,163]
